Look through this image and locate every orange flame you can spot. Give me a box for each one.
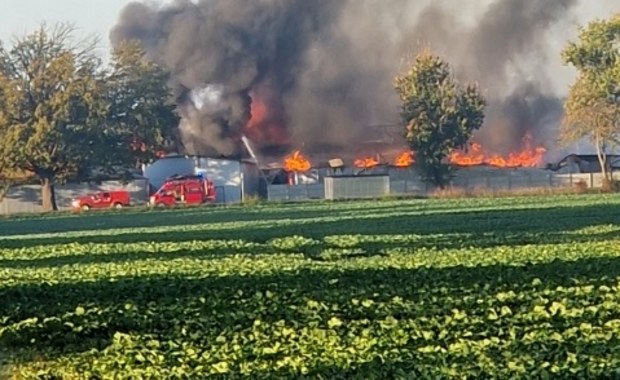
[449,133,546,168]
[354,156,380,169]
[449,143,485,166]
[393,151,415,167]
[283,150,311,172]
[244,90,289,146]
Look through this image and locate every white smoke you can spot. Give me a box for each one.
[190,84,226,112]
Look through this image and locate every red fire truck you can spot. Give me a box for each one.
[149,174,217,207]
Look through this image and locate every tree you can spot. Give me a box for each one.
[395,53,486,188]
[0,24,106,211]
[562,77,619,182]
[562,14,620,184]
[104,40,179,168]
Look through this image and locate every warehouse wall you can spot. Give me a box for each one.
[194,157,242,204]
[144,156,261,204]
[324,175,390,200]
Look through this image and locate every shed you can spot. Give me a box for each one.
[547,154,620,173]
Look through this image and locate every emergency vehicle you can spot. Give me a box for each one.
[149,174,216,207]
[72,190,131,211]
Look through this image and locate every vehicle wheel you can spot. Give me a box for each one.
[113,203,123,209]
[81,205,90,211]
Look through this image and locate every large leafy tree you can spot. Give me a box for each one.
[395,53,486,188]
[562,77,619,182]
[105,40,179,168]
[0,24,106,211]
[0,28,179,212]
[562,14,620,184]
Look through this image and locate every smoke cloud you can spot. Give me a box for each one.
[110,0,620,159]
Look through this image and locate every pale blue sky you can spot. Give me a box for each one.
[0,0,136,58]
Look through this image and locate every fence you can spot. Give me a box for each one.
[2,169,619,213]
[267,184,325,202]
[391,168,620,195]
[267,168,620,202]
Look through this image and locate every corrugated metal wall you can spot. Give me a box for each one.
[324,176,390,200]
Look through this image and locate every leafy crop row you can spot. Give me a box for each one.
[1,194,620,378]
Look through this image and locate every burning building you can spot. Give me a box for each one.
[110,0,620,200]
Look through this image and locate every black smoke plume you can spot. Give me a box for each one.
[110,0,612,158]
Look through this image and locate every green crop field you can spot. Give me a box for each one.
[2,194,620,379]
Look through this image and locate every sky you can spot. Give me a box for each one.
[0,0,617,64]
[0,0,135,59]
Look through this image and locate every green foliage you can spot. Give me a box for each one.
[0,26,179,211]
[2,195,620,378]
[395,53,486,188]
[0,23,107,210]
[563,13,620,98]
[562,14,620,183]
[104,40,179,167]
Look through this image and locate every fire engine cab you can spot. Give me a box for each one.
[149,174,216,207]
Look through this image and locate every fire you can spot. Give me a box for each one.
[283,150,311,172]
[244,88,289,146]
[449,133,547,168]
[354,156,380,169]
[449,143,486,166]
[247,97,268,130]
[393,150,415,167]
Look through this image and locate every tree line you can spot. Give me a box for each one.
[0,15,618,212]
[0,24,178,210]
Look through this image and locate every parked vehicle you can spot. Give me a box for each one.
[149,174,216,207]
[72,190,131,211]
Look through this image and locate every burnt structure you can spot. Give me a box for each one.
[547,154,620,173]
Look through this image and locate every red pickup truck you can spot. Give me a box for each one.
[72,190,131,211]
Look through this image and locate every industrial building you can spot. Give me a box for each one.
[547,154,620,173]
[143,154,261,204]
[263,159,620,202]
[1,151,618,214]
